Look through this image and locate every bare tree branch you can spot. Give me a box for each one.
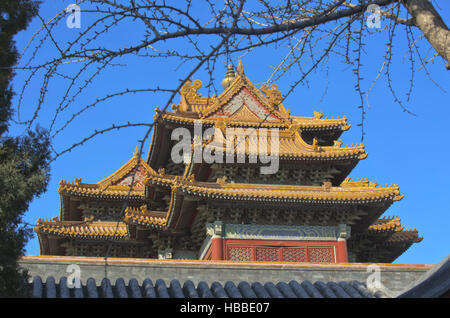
[12,0,449,159]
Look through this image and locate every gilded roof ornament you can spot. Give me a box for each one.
[83,214,95,222]
[369,180,378,187]
[75,177,82,185]
[221,64,235,90]
[342,124,351,131]
[312,137,320,151]
[322,180,332,191]
[214,117,228,132]
[359,152,368,159]
[186,174,196,183]
[133,146,140,157]
[260,83,283,107]
[180,79,203,105]
[236,60,244,76]
[216,175,227,186]
[288,119,301,132]
[140,205,148,213]
[333,140,343,147]
[314,111,324,119]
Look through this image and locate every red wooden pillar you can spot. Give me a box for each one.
[210,236,223,260]
[208,221,224,261]
[336,239,348,263]
[336,224,350,263]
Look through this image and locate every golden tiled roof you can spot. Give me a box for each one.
[198,63,288,121]
[175,79,218,114]
[340,177,403,196]
[58,181,145,198]
[368,216,403,232]
[159,110,350,131]
[363,216,422,245]
[58,147,155,199]
[123,206,168,229]
[164,62,349,133]
[203,127,366,160]
[290,114,350,131]
[145,174,403,203]
[96,146,156,189]
[35,218,129,239]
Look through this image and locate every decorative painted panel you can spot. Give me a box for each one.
[214,87,278,120]
[222,223,344,241]
[114,165,148,187]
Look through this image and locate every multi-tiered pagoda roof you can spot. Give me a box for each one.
[35,62,421,263]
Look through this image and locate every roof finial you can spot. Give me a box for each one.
[236,60,244,76]
[134,145,139,157]
[221,64,235,90]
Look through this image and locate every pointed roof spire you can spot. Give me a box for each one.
[221,64,235,90]
[134,145,140,157]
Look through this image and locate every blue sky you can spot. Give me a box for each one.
[11,1,450,265]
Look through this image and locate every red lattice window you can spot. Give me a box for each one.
[282,248,307,262]
[308,247,334,263]
[255,247,278,262]
[228,246,252,261]
[224,240,338,263]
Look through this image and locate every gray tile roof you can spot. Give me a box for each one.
[397,255,450,298]
[29,276,387,298]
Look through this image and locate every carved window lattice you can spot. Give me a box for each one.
[228,246,252,261]
[141,246,155,258]
[209,207,225,221]
[70,245,89,256]
[225,244,336,263]
[105,206,123,219]
[165,160,185,176]
[255,247,278,262]
[282,248,307,262]
[85,205,125,221]
[109,245,123,258]
[213,164,319,186]
[85,205,104,220]
[309,247,334,263]
[124,246,137,258]
[91,245,105,257]
[310,169,324,185]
